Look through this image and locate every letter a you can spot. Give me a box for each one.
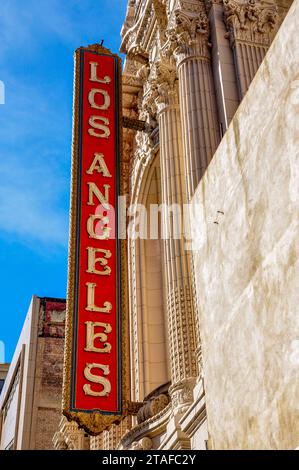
[86,153,112,177]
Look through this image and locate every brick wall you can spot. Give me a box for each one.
[31,298,66,450]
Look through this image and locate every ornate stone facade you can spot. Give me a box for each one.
[191,0,299,448]
[223,0,278,47]
[115,0,293,451]
[222,0,280,98]
[53,417,89,450]
[53,0,294,451]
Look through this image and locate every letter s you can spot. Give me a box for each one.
[88,116,110,138]
[83,363,111,397]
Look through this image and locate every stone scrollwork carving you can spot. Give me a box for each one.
[131,437,153,450]
[155,59,177,90]
[137,393,170,424]
[127,45,149,65]
[150,59,179,112]
[135,130,154,161]
[174,6,209,43]
[140,437,153,450]
[169,378,196,413]
[153,0,168,44]
[121,2,154,66]
[223,0,278,46]
[130,128,156,194]
[53,417,89,450]
[139,66,159,118]
[162,1,211,64]
[137,64,150,84]
[121,0,136,38]
[53,431,68,450]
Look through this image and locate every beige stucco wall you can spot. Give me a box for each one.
[191,0,299,450]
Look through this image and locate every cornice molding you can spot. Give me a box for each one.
[120,0,154,63]
[121,0,136,38]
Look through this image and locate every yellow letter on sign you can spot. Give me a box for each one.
[83,363,111,397]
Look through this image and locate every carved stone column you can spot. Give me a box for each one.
[223,0,278,99]
[168,1,221,197]
[205,0,240,131]
[162,1,220,370]
[153,59,198,413]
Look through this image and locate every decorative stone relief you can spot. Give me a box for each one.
[121,0,136,38]
[132,437,153,450]
[162,1,211,65]
[123,60,143,90]
[53,417,89,450]
[119,401,172,449]
[153,0,168,44]
[151,59,179,112]
[137,393,170,424]
[137,64,150,84]
[142,84,159,118]
[121,1,155,65]
[169,377,196,412]
[223,0,278,46]
[123,128,135,196]
[122,58,143,196]
[52,431,68,450]
[127,45,149,65]
[167,285,198,383]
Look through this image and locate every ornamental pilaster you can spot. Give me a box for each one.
[223,0,278,98]
[153,59,198,415]
[164,0,221,197]
[163,1,221,373]
[223,0,278,47]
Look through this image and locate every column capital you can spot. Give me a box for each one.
[150,59,179,113]
[223,0,278,47]
[162,1,210,65]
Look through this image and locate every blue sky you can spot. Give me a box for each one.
[0,0,127,362]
